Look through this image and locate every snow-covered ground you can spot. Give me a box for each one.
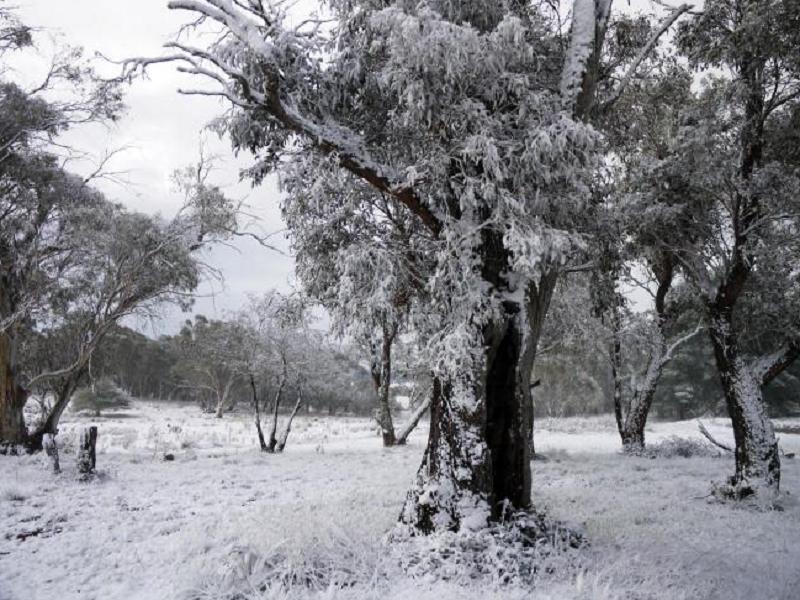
[1,402,799,600]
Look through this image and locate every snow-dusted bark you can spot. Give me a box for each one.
[708,309,780,497]
[371,321,397,447]
[266,369,286,453]
[214,376,235,418]
[398,273,538,533]
[560,0,613,117]
[395,396,431,446]
[276,387,303,453]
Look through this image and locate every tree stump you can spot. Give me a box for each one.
[77,426,97,477]
[42,433,60,474]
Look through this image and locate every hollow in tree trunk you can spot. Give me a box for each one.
[398,276,541,533]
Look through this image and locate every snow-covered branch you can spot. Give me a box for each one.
[600,3,693,112]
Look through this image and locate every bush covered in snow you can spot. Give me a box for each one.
[71,378,130,416]
[641,436,719,459]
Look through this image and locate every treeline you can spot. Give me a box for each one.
[84,311,387,418]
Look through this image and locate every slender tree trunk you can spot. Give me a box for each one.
[276,385,302,453]
[395,396,431,446]
[251,375,268,452]
[214,378,234,418]
[267,368,286,453]
[26,372,84,452]
[0,328,28,448]
[708,306,779,496]
[372,320,397,447]
[615,254,675,453]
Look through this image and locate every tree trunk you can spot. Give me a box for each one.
[708,306,780,496]
[276,385,302,453]
[43,433,60,473]
[0,328,28,448]
[214,378,234,418]
[398,278,541,533]
[26,373,84,452]
[77,426,97,476]
[373,320,397,447]
[251,375,268,452]
[267,369,286,453]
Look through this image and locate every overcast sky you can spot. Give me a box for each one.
[14,0,297,336]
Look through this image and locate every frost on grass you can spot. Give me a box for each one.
[181,510,587,600]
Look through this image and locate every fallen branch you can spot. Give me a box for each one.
[395,397,431,445]
[697,420,733,453]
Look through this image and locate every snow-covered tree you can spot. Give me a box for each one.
[131,0,682,533]
[282,154,423,446]
[22,205,202,450]
[0,6,123,447]
[635,0,800,498]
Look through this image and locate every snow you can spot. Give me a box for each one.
[2,401,800,600]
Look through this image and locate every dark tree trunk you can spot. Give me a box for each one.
[398,271,548,533]
[77,426,97,476]
[0,328,28,448]
[26,372,84,452]
[251,375,268,452]
[708,305,779,496]
[372,320,397,447]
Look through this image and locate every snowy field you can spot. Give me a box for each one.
[1,402,799,600]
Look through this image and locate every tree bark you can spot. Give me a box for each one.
[251,375,268,452]
[708,306,780,496]
[0,327,28,448]
[276,385,302,453]
[214,377,234,418]
[398,265,546,533]
[616,255,675,453]
[26,370,84,452]
[395,396,431,446]
[372,320,397,447]
[266,366,286,453]
[77,426,97,476]
[43,433,60,473]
